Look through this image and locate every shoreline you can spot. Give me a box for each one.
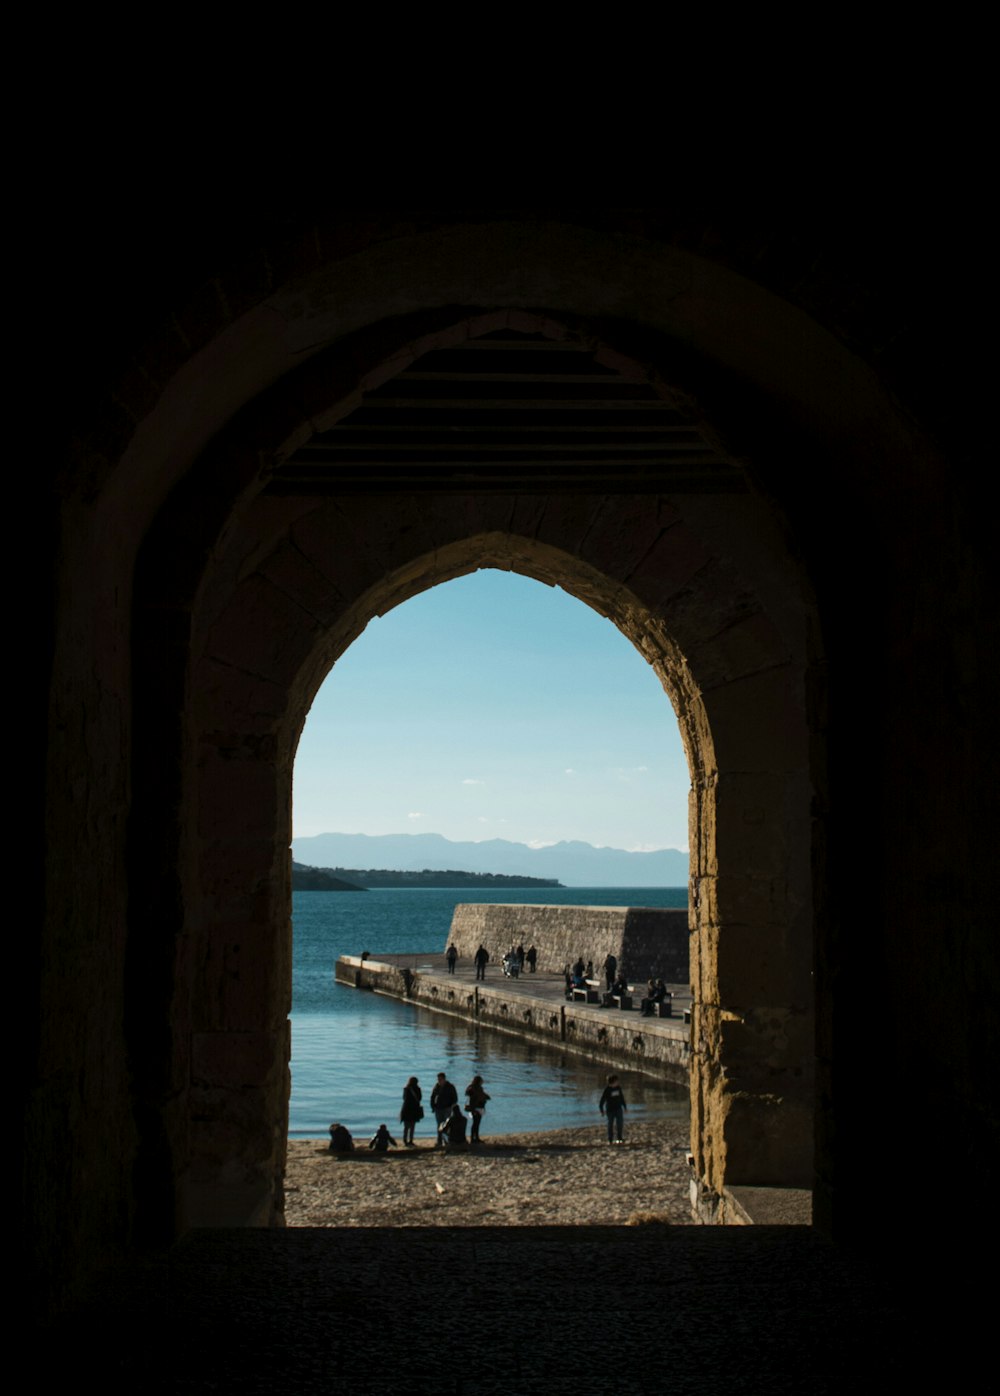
[285,1117,694,1228]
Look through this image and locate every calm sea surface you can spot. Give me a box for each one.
[292,886,689,1140]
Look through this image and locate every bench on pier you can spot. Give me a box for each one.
[602,990,633,1010]
[572,985,600,1004]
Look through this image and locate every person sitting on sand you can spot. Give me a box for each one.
[328,1122,354,1153]
[439,1103,468,1149]
[369,1124,398,1152]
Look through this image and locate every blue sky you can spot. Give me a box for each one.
[292,570,690,852]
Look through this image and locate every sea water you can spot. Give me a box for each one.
[292,886,689,1140]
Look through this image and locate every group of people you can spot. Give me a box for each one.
[502,943,537,977]
[329,1070,631,1153]
[328,1071,492,1155]
[445,943,541,979]
[564,952,630,1000]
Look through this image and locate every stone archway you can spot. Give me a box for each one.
[125,269,881,1241]
[36,209,987,1328]
[135,292,822,1228]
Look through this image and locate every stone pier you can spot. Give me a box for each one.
[335,951,692,1084]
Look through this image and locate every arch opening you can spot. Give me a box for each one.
[127,307,823,1242]
[287,567,693,1172]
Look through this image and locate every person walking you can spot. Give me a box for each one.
[431,1072,458,1145]
[400,1075,423,1146]
[465,1074,491,1144]
[599,1073,627,1144]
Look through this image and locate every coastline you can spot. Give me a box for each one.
[285,1117,693,1228]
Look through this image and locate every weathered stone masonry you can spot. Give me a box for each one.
[35,209,990,1319]
[335,955,690,1084]
[447,903,690,983]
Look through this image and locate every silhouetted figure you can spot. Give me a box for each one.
[431,1072,458,1145]
[599,1074,627,1143]
[446,944,458,973]
[400,1076,422,1145]
[474,945,489,980]
[328,1122,354,1153]
[369,1124,397,1152]
[439,1103,468,1149]
[526,945,537,972]
[603,953,618,990]
[465,1075,491,1143]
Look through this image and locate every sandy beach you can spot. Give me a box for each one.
[285,1117,693,1228]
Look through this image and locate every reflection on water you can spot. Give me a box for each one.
[292,989,687,1140]
[291,887,689,1140]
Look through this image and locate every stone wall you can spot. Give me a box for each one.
[336,956,690,1083]
[446,904,690,984]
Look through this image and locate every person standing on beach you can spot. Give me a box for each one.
[465,1074,491,1144]
[400,1075,423,1146]
[599,1073,627,1144]
[474,945,489,980]
[431,1071,458,1145]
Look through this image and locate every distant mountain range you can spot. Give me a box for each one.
[291,832,688,888]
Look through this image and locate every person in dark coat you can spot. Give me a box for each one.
[446,943,458,973]
[603,952,618,990]
[465,1074,491,1144]
[474,945,489,980]
[526,945,537,972]
[439,1103,468,1149]
[328,1122,354,1153]
[599,1073,627,1143]
[400,1075,423,1146]
[369,1124,397,1152]
[431,1072,458,1145]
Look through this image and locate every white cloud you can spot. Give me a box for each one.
[407,811,426,820]
[564,768,575,776]
[527,839,556,849]
[611,764,651,782]
[462,778,485,786]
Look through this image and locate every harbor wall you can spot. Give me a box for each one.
[335,954,690,1084]
[446,903,690,983]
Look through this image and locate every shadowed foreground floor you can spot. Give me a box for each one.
[61,1223,953,1394]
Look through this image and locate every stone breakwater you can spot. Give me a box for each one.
[447,902,690,981]
[334,953,691,1084]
